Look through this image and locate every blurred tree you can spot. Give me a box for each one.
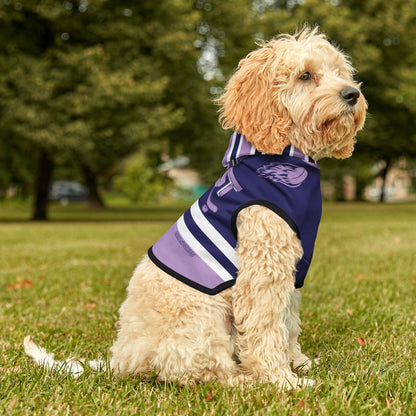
[171,0,255,183]
[0,0,258,218]
[0,0,193,218]
[114,153,170,203]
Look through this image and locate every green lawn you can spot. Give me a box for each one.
[0,202,415,415]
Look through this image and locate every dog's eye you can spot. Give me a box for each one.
[299,72,312,81]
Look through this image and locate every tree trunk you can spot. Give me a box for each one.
[81,164,106,209]
[379,160,390,203]
[32,150,54,221]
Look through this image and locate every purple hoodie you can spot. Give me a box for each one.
[149,132,322,295]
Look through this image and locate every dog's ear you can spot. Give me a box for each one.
[218,45,291,154]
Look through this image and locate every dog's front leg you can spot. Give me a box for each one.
[286,289,316,373]
[232,205,312,388]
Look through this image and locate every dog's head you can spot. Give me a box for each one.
[218,27,367,160]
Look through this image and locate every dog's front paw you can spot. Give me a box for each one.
[293,355,319,373]
[299,377,315,388]
[280,374,315,390]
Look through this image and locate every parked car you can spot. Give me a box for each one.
[49,181,89,205]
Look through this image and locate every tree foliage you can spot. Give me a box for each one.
[114,153,170,203]
[0,0,196,217]
[1,0,416,212]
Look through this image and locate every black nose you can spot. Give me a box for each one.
[340,87,360,106]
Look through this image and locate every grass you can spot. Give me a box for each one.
[0,201,415,415]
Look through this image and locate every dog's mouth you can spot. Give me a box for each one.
[321,95,366,132]
[292,94,367,160]
[321,108,362,135]
[320,117,342,136]
[317,114,359,159]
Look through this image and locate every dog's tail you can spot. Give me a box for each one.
[23,336,106,378]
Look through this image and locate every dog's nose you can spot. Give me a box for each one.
[340,87,360,106]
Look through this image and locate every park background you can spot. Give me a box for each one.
[0,0,416,218]
[0,1,416,415]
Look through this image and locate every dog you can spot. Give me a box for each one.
[24,27,367,389]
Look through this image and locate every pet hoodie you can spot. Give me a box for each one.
[149,132,322,295]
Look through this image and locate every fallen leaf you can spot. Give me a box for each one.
[355,337,366,346]
[204,390,213,402]
[6,280,33,290]
[6,284,17,290]
[85,303,97,309]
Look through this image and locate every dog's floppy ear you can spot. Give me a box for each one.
[218,45,291,154]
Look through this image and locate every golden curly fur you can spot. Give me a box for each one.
[109,27,366,388]
[25,27,367,389]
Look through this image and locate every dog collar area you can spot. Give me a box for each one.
[222,132,318,169]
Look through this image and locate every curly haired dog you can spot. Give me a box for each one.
[25,27,366,388]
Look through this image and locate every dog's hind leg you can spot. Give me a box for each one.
[232,205,314,388]
[110,259,171,377]
[151,296,241,385]
[110,258,241,384]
